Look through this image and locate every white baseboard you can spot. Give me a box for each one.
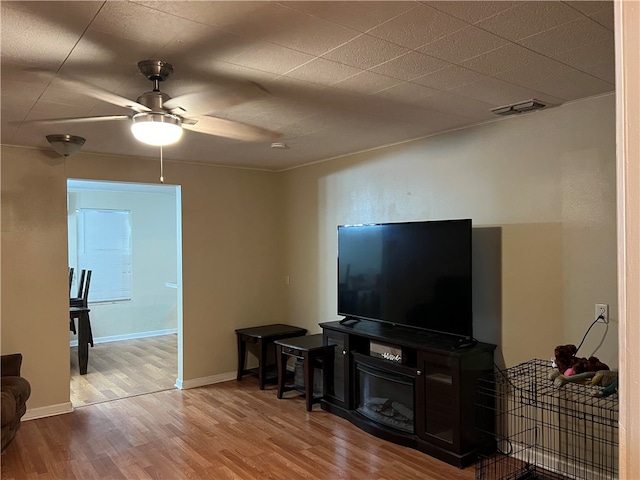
[176,371,236,390]
[23,402,73,421]
[70,328,177,347]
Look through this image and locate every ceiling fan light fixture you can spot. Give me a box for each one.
[46,134,86,157]
[131,112,183,146]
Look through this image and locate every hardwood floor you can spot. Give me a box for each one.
[70,334,177,406]
[2,377,476,480]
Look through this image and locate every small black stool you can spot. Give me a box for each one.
[275,334,335,411]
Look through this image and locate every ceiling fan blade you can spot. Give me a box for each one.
[183,116,281,142]
[21,115,131,125]
[28,68,151,113]
[164,81,269,117]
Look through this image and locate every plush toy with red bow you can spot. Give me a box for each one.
[550,344,609,377]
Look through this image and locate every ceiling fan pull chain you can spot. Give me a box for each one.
[160,145,164,184]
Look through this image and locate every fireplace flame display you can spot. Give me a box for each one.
[358,397,414,433]
[356,360,415,434]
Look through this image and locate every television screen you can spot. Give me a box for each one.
[337,219,472,338]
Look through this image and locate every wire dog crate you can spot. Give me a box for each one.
[476,359,618,480]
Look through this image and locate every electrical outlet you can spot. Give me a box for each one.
[595,303,609,324]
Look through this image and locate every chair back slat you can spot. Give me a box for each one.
[76,269,86,299]
[70,269,92,307]
[82,270,92,307]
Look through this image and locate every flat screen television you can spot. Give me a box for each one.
[337,219,473,338]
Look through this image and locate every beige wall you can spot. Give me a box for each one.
[280,94,618,369]
[1,150,70,410]
[1,148,284,409]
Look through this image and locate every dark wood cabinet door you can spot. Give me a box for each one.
[416,351,462,451]
[323,330,350,408]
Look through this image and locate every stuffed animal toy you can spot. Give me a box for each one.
[553,369,617,388]
[588,369,618,387]
[550,344,610,378]
[552,344,579,374]
[552,369,619,397]
[594,378,618,398]
[574,356,610,374]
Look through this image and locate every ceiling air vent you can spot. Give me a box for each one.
[491,99,548,116]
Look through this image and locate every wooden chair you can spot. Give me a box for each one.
[69,267,74,294]
[70,269,91,308]
[70,270,92,334]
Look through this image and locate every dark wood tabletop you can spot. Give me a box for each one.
[235,323,307,339]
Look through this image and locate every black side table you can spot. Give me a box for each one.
[235,324,308,390]
[275,334,335,411]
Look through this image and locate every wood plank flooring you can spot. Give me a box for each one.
[70,334,177,406]
[2,377,477,480]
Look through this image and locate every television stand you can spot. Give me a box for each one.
[320,320,495,468]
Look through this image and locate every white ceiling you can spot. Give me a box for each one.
[1,1,615,171]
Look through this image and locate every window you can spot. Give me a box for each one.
[77,208,132,302]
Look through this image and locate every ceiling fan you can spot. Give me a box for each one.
[28,60,281,146]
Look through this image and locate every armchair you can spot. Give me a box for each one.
[1,353,31,450]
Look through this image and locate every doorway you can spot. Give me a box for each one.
[67,179,183,406]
